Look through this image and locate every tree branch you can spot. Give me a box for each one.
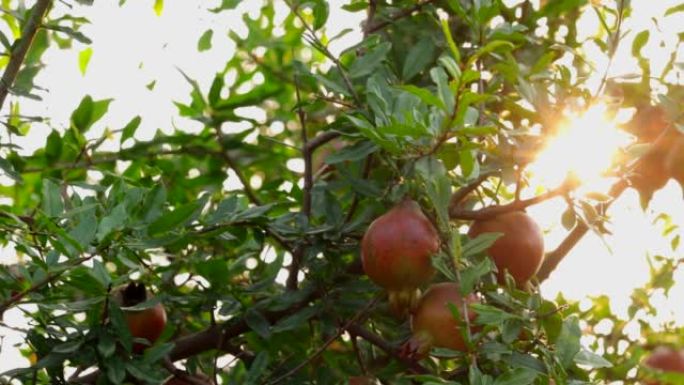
[449,172,496,209]
[346,324,429,374]
[72,263,361,383]
[537,179,628,282]
[0,0,52,111]
[450,177,579,220]
[365,0,438,34]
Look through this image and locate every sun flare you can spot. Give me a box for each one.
[529,103,633,188]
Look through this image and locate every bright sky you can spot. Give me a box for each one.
[0,0,683,376]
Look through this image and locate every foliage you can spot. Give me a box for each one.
[0,0,681,384]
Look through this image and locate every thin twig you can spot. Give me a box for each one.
[0,0,52,111]
[537,179,628,282]
[365,0,439,34]
[264,297,380,384]
[346,324,429,374]
[449,172,496,209]
[450,178,578,220]
[594,0,627,97]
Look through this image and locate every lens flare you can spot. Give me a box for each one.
[529,103,632,188]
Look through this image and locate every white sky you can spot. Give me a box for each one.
[0,0,683,377]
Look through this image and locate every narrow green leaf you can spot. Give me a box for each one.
[78,47,92,76]
[153,0,163,16]
[148,201,200,236]
[120,116,141,143]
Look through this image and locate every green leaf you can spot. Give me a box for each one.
[245,308,271,339]
[120,115,141,143]
[632,30,650,58]
[574,349,612,368]
[210,0,241,12]
[324,141,377,164]
[97,333,116,358]
[198,29,213,52]
[665,3,684,16]
[431,67,454,115]
[493,368,538,385]
[312,0,329,30]
[0,156,22,183]
[45,130,62,162]
[96,203,128,241]
[440,18,461,64]
[70,95,112,133]
[78,47,93,76]
[462,232,502,259]
[556,317,581,368]
[471,304,520,326]
[42,179,64,217]
[148,201,201,236]
[397,85,446,111]
[153,0,163,16]
[246,351,270,384]
[349,42,391,79]
[402,37,435,80]
[106,358,126,384]
[460,258,495,294]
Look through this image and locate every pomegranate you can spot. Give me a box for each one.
[401,282,479,359]
[467,211,544,285]
[643,346,684,385]
[120,282,167,353]
[361,198,439,314]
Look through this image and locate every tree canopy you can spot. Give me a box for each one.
[0,1,683,384]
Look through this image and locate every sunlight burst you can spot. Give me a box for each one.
[529,103,632,188]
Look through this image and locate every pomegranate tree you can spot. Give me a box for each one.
[467,211,544,286]
[401,282,479,359]
[361,198,440,314]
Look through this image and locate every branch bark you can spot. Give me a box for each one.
[0,0,52,111]
[537,179,628,282]
[449,178,578,221]
[365,0,438,34]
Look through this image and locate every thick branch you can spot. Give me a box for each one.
[72,263,362,383]
[450,178,577,220]
[449,172,496,209]
[537,179,628,282]
[304,131,341,153]
[346,324,429,374]
[0,0,52,111]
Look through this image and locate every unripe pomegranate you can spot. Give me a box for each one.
[467,211,544,285]
[401,282,479,359]
[643,346,684,385]
[361,199,439,315]
[120,282,167,353]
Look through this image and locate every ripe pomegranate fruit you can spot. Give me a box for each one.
[120,282,167,353]
[361,198,440,315]
[400,282,479,359]
[631,128,680,204]
[467,211,544,285]
[643,346,684,385]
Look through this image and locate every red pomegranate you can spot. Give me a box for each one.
[643,346,684,385]
[467,211,544,285]
[401,282,479,359]
[120,282,167,353]
[361,198,440,314]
